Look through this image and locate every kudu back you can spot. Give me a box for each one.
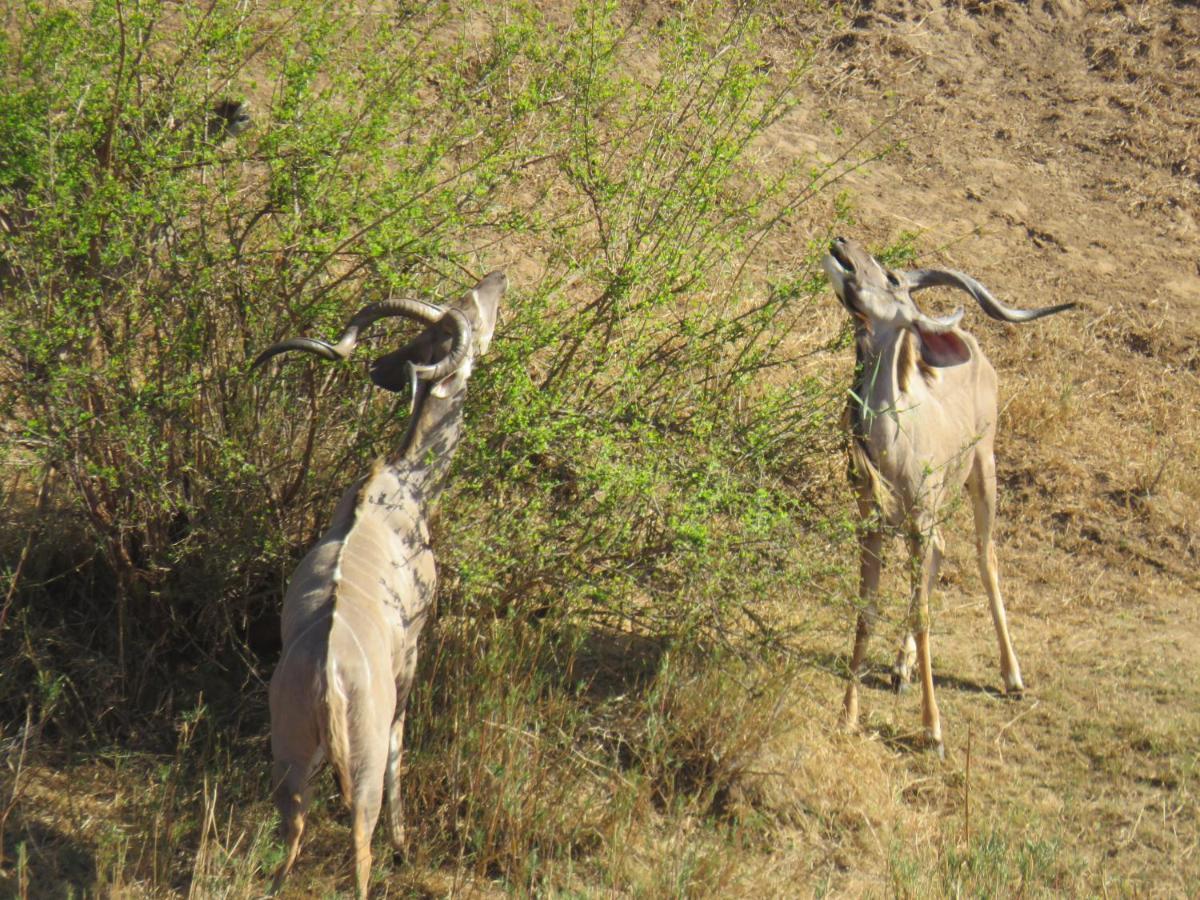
[254,272,506,897]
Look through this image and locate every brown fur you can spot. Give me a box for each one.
[896,329,936,395]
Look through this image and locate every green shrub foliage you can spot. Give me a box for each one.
[0,1,843,725]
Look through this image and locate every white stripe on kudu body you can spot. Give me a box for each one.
[823,238,1071,758]
[257,272,506,899]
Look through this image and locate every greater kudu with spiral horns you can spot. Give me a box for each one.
[254,271,506,897]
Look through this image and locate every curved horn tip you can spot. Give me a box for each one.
[249,337,342,371]
[250,346,292,371]
[249,351,275,371]
[415,307,474,383]
[939,307,965,327]
[1040,301,1077,316]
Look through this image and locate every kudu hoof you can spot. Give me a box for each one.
[922,728,945,760]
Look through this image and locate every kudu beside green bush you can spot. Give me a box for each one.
[1,0,843,742]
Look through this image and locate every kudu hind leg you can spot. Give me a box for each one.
[908,531,943,757]
[968,454,1024,694]
[271,755,319,894]
[891,632,917,693]
[842,527,883,729]
[385,711,407,852]
[350,757,387,900]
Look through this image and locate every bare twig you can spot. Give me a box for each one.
[995,698,1040,749]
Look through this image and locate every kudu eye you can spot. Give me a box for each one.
[886,271,901,287]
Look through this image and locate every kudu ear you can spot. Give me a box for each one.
[369,319,470,397]
[369,324,443,392]
[912,322,972,367]
[429,359,472,399]
[367,274,502,397]
[369,347,418,393]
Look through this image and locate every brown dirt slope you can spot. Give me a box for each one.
[766,0,1198,894]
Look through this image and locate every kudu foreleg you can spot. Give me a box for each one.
[842,527,883,729]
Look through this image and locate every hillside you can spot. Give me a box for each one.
[775,0,1200,894]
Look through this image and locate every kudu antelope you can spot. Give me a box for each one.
[823,237,1072,756]
[254,271,506,897]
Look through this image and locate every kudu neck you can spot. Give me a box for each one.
[385,384,467,496]
[849,327,906,439]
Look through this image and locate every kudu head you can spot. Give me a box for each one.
[822,236,1074,368]
[207,99,253,141]
[367,269,505,401]
[252,270,507,407]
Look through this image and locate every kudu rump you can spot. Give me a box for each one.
[254,272,506,897]
[824,237,1072,757]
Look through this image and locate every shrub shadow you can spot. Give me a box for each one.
[562,627,667,703]
[0,812,96,897]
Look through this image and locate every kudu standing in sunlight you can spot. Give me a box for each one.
[254,271,506,898]
[823,237,1072,757]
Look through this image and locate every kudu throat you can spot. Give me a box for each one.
[847,330,900,447]
[386,383,467,498]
